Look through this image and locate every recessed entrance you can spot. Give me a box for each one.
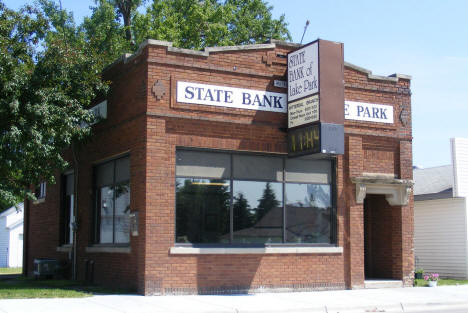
[364,194,395,279]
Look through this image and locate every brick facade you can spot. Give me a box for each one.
[25,39,413,295]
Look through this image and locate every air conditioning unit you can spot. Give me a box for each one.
[33,258,60,278]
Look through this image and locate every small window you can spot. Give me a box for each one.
[61,173,74,245]
[35,181,46,200]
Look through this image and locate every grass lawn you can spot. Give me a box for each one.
[0,277,135,299]
[0,268,22,275]
[414,278,468,287]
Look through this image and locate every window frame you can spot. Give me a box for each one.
[92,154,131,246]
[175,148,337,248]
[34,181,46,200]
[60,171,74,245]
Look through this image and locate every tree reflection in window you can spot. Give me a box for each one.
[285,184,331,243]
[232,181,283,244]
[175,150,334,245]
[176,178,230,243]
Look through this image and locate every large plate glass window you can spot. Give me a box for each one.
[175,149,335,246]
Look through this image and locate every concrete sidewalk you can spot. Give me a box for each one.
[0,285,468,313]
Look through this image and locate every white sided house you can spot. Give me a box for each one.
[0,203,23,268]
[413,138,468,279]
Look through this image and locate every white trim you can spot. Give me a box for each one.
[170,246,343,255]
[85,246,131,254]
[465,197,468,279]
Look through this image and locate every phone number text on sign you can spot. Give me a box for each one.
[288,95,319,128]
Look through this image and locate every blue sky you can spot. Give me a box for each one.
[5,0,468,168]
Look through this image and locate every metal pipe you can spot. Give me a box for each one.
[300,20,310,45]
[71,143,79,281]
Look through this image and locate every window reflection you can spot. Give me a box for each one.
[174,150,335,246]
[115,182,130,243]
[99,186,114,244]
[95,155,130,244]
[176,178,230,244]
[285,184,331,243]
[232,181,282,244]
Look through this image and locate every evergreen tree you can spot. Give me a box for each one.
[256,182,279,221]
[233,192,253,231]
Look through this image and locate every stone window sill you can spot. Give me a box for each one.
[56,245,72,253]
[32,198,45,205]
[170,246,343,255]
[85,245,131,254]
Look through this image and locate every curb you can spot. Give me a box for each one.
[234,301,468,313]
[300,302,468,313]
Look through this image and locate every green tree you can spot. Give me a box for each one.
[0,0,107,209]
[224,0,290,45]
[133,0,291,49]
[0,0,291,210]
[82,1,132,65]
[109,0,144,46]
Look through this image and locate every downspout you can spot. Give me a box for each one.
[71,143,79,281]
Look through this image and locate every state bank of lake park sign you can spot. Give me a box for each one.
[176,80,393,124]
[287,39,345,156]
[175,41,393,156]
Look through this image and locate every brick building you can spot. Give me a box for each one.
[24,39,414,295]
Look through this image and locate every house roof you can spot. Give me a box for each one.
[0,202,23,218]
[228,205,330,242]
[413,165,454,200]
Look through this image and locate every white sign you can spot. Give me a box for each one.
[177,81,287,113]
[90,100,107,122]
[274,80,287,88]
[80,100,107,128]
[288,42,319,102]
[288,95,319,128]
[345,101,393,124]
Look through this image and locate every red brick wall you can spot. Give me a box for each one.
[26,54,148,291]
[26,41,413,294]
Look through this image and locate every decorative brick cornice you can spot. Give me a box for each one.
[344,61,412,81]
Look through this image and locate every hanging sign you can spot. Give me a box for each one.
[287,39,345,156]
[288,95,319,128]
[287,41,319,102]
